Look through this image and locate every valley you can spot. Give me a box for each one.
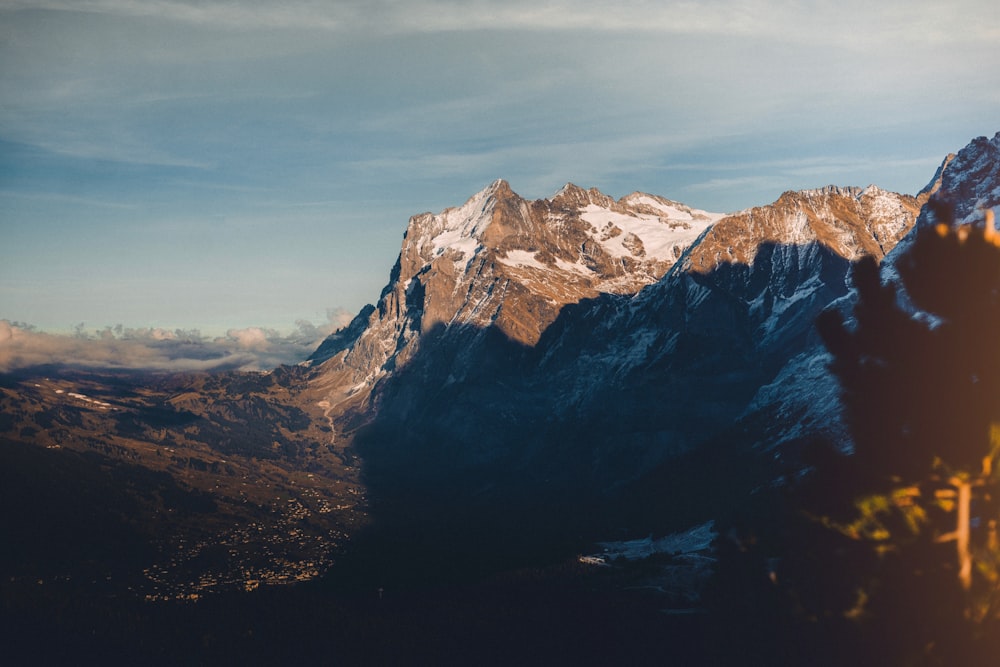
[2,131,1000,664]
[0,367,366,601]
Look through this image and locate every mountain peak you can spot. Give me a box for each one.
[313,179,727,398]
[305,136,987,509]
[484,178,514,198]
[553,182,585,197]
[924,132,1000,227]
[918,154,956,201]
[402,180,518,265]
[797,185,865,199]
[550,182,616,209]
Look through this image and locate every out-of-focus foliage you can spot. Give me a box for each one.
[710,207,1000,666]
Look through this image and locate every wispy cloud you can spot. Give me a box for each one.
[685,175,784,193]
[1,0,994,335]
[4,0,994,45]
[1,104,217,170]
[679,154,946,181]
[0,189,141,210]
[28,136,214,170]
[388,0,998,46]
[0,0,344,31]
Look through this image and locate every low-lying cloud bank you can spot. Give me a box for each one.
[0,314,354,373]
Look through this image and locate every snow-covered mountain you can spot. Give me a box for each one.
[303,162,933,518]
[8,134,999,642]
[739,132,1000,457]
[519,181,923,478]
[306,179,723,443]
[297,132,1000,557]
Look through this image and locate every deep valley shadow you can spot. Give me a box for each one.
[337,240,857,589]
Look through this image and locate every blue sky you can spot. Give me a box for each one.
[1,0,998,342]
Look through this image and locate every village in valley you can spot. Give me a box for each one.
[0,370,367,602]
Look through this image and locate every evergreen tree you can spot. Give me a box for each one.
[709,205,1000,666]
[810,204,1000,662]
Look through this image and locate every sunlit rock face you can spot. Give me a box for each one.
[684,185,921,272]
[525,184,923,476]
[307,128,1000,538]
[7,135,996,601]
[743,132,1000,455]
[307,178,724,437]
[305,168,932,506]
[376,178,724,348]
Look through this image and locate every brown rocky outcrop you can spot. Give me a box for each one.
[684,185,922,273]
[307,176,930,449]
[306,179,723,438]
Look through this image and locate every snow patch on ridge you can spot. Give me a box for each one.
[579,204,719,262]
[418,180,505,266]
[497,249,594,277]
[581,521,716,564]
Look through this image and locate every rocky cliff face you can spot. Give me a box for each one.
[8,134,995,601]
[307,179,723,440]
[685,185,920,272]
[519,184,923,478]
[303,169,926,526]
[298,134,1000,563]
[740,132,1000,456]
[925,134,1000,227]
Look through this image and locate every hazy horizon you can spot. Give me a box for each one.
[2,0,998,341]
